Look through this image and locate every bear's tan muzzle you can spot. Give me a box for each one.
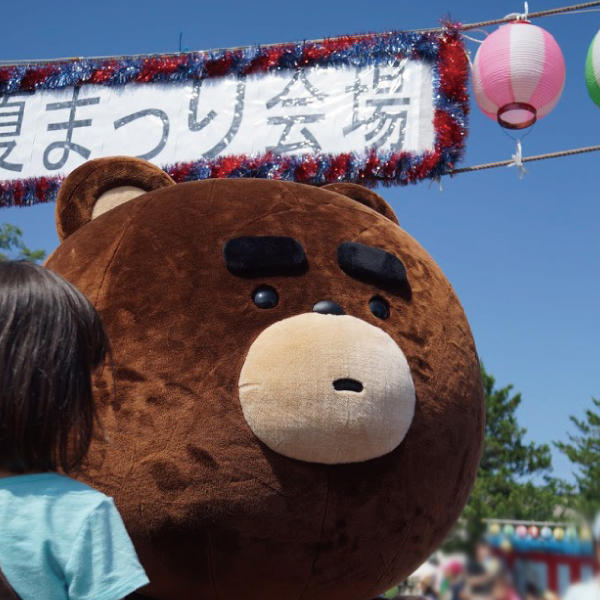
[238,313,416,464]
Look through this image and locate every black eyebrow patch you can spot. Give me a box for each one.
[337,241,408,291]
[224,236,308,277]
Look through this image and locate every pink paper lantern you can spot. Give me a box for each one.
[516,525,528,538]
[529,525,540,538]
[472,21,566,130]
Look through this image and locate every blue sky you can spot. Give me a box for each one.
[1,0,598,480]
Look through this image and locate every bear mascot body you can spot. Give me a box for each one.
[46,157,484,600]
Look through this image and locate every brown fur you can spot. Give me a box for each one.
[0,565,20,600]
[46,159,484,600]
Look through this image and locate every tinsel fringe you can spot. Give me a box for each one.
[0,28,468,207]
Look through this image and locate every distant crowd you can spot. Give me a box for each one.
[426,541,558,600]
[385,541,563,600]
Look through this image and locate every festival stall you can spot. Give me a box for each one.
[486,520,597,597]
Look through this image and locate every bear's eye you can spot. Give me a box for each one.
[253,286,279,309]
[369,296,389,320]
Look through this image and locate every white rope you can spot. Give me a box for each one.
[461,33,485,44]
[428,176,444,192]
[504,2,530,23]
[507,140,528,179]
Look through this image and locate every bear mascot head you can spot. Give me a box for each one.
[46,156,484,600]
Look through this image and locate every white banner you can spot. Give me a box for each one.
[0,60,433,181]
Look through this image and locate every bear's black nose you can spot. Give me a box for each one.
[333,378,364,393]
[312,300,345,315]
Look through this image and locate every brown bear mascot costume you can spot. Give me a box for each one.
[45,156,485,600]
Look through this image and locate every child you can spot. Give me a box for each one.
[0,261,149,600]
[420,574,440,600]
[490,572,521,600]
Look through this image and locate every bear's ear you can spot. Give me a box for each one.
[322,183,399,226]
[56,156,176,241]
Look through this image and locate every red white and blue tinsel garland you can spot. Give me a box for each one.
[0,27,468,208]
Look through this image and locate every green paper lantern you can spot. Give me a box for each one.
[586,29,600,108]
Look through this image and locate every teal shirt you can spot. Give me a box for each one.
[0,473,149,600]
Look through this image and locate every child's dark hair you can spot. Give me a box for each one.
[0,260,108,474]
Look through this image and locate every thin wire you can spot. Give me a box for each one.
[483,518,573,526]
[1,0,600,65]
[459,0,600,31]
[540,5,600,13]
[500,120,536,143]
[449,144,600,175]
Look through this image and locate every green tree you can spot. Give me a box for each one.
[0,223,46,263]
[446,364,564,550]
[555,397,600,520]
